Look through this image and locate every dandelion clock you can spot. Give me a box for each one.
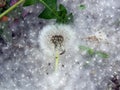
[39,24,76,71]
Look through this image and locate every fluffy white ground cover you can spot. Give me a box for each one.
[0,0,120,90]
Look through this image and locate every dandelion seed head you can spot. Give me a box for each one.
[39,24,76,56]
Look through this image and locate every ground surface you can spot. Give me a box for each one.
[0,0,120,90]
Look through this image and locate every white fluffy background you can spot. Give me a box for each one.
[0,0,120,90]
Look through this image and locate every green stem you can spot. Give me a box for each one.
[0,0,25,19]
[39,0,61,19]
[55,50,59,71]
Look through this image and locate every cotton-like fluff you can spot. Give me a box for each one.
[39,24,76,57]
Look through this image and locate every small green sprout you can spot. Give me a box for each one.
[79,4,86,10]
[79,45,109,58]
[79,45,94,56]
[96,51,109,58]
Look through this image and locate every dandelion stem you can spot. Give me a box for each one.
[0,0,25,19]
[55,50,59,71]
